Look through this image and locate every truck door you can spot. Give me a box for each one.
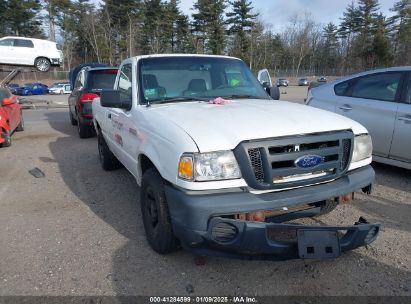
[109,63,138,176]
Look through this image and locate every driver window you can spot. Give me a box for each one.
[118,64,133,106]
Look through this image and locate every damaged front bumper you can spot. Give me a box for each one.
[165,165,380,259]
[192,216,379,259]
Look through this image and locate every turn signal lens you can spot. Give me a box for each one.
[178,155,194,180]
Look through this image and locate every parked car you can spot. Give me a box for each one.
[6,83,19,94]
[51,81,70,87]
[49,83,72,94]
[0,86,24,147]
[68,65,118,138]
[318,77,327,83]
[92,54,379,259]
[0,36,63,72]
[276,78,289,87]
[298,78,309,86]
[307,66,411,170]
[69,63,110,90]
[15,83,49,96]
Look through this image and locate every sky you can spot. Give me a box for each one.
[178,0,396,32]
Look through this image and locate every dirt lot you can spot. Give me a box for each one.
[0,87,410,296]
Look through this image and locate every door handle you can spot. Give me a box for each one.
[108,113,111,119]
[398,116,411,123]
[338,105,352,111]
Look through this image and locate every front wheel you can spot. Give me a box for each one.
[141,168,179,254]
[0,129,11,147]
[16,113,24,131]
[69,110,77,126]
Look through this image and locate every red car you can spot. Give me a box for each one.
[0,86,24,147]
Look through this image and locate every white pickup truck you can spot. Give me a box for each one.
[92,54,379,259]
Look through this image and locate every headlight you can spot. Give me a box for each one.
[351,134,372,163]
[178,151,241,181]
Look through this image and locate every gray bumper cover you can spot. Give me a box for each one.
[165,165,379,259]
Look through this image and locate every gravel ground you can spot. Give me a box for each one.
[0,89,410,296]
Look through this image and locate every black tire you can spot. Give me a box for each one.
[34,57,51,72]
[98,131,120,171]
[141,168,179,254]
[16,113,24,132]
[1,129,11,147]
[315,200,338,217]
[77,117,93,138]
[69,110,77,126]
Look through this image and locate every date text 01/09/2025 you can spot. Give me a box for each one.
[149,296,257,303]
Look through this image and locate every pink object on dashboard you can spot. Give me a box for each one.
[208,97,231,105]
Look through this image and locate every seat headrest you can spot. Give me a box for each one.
[143,74,159,88]
[188,79,207,92]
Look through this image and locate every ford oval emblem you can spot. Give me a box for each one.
[295,154,323,169]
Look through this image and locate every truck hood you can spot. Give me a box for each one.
[150,99,368,152]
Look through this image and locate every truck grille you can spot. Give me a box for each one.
[234,131,353,190]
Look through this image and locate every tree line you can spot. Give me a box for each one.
[0,0,410,76]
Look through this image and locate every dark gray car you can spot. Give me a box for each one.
[306,66,411,170]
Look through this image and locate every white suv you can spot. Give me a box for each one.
[0,36,63,72]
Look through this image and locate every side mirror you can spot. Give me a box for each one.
[1,96,17,106]
[100,90,131,110]
[265,86,280,100]
[261,81,271,88]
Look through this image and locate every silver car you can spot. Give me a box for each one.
[306,66,411,170]
[298,78,309,86]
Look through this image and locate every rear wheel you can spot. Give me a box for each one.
[77,116,93,138]
[34,57,51,72]
[16,113,24,131]
[0,129,11,147]
[69,110,77,126]
[97,131,120,170]
[141,168,179,254]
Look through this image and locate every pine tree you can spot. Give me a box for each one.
[389,0,411,65]
[41,0,71,41]
[372,14,392,66]
[4,0,44,37]
[322,23,339,69]
[357,0,381,66]
[226,0,258,63]
[175,14,195,53]
[192,0,226,54]
[338,1,362,38]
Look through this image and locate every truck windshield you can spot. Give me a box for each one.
[138,56,270,104]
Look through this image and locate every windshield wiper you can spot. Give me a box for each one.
[221,94,268,100]
[151,96,210,104]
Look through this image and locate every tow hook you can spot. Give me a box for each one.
[338,192,354,204]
